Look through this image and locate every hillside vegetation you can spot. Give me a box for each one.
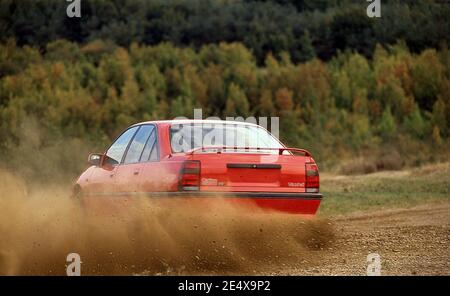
[0,0,449,181]
[1,0,449,63]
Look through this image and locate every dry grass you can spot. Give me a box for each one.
[319,162,450,215]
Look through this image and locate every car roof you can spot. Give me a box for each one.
[132,119,261,127]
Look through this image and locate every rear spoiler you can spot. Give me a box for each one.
[186,146,311,156]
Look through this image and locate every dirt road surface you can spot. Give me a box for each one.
[0,167,449,275]
[269,203,450,275]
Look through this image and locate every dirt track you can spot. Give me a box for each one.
[0,168,449,275]
[269,203,450,275]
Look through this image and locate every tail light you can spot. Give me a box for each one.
[305,162,319,193]
[180,160,201,191]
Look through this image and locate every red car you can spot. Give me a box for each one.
[74,120,322,215]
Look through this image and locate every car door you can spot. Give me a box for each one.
[86,126,139,196]
[82,126,139,214]
[139,127,176,193]
[114,124,155,194]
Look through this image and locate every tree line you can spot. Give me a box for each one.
[0,0,449,63]
[0,39,449,179]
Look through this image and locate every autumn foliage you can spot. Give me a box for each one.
[0,38,449,179]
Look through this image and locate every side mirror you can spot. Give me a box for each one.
[88,153,103,166]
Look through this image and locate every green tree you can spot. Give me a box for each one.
[404,106,428,139]
[431,98,447,137]
[412,49,444,111]
[225,83,249,117]
[296,30,316,62]
[378,106,397,140]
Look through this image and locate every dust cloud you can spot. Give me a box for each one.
[0,169,334,275]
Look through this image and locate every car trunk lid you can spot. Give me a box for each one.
[188,149,313,193]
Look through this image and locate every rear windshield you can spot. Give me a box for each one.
[170,123,283,153]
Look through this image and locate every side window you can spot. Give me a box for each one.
[105,126,139,165]
[140,127,159,162]
[149,141,159,161]
[123,125,154,164]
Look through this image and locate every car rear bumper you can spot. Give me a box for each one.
[82,191,323,215]
[153,191,323,215]
[151,191,322,199]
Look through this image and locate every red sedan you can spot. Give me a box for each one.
[74,120,322,215]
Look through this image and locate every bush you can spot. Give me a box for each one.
[339,158,377,175]
[375,149,404,171]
